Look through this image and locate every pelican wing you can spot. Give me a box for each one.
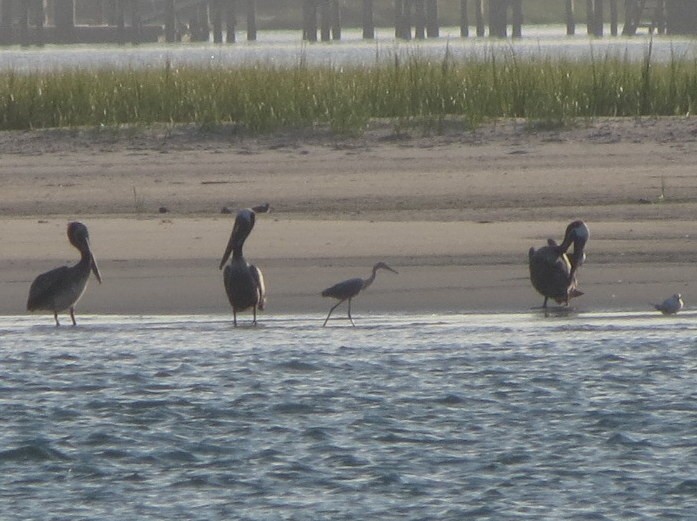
[529,245,576,302]
[27,266,70,311]
[224,260,265,312]
[250,264,266,310]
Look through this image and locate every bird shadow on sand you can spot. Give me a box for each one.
[530,306,580,318]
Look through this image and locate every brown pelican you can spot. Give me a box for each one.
[653,293,684,315]
[321,262,398,327]
[219,204,269,326]
[27,222,102,326]
[529,220,589,308]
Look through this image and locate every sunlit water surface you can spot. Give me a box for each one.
[0,27,696,71]
[1,311,696,520]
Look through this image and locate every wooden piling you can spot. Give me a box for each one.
[246,0,256,41]
[33,0,44,46]
[131,0,143,44]
[104,0,117,26]
[115,0,125,44]
[226,0,237,42]
[565,0,575,35]
[362,0,374,39]
[164,0,175,42]
[474,0,484,36]
[395,0,409,40]
[212,0,224,43]
[511,0,523,38]
[189,4,207,42]
[18,0,28,46]
[655,0,665,35]
[425,0,438,37]
[404,0,413,40]
[320,0,330,41]
[610,0,618,35]
[489,0,507,38]
[330,0,340,40]
[593,0,603,37]
[460,0,469,37]
[414,0,426,39]
[54,0,75,44]
[303,0,317,41]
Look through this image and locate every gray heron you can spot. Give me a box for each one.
[529,220,589,308]
[321,261,398,326]
[219,203,269,326]
[27,221,102,326]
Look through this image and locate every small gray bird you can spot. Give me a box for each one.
[653,293,684,315]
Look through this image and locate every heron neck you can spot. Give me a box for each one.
[363,268,378,289]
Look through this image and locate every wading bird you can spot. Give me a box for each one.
[219,204,270,326]
[529,220,589,308]
[653,293,684,315]
[27,222,102,326]
[321,262,398,327]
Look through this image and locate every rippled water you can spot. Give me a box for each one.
[1,26,696,71]
[1,312,696,519]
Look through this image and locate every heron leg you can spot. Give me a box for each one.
[54,311,60,327]
[69,307,77,326]
[323,299,344,327]
[252,306,257,326]
[542,296,548,309]
[233,308,238,328]
[347,298,355,327]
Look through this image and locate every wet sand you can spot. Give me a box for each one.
[2,118,696,319]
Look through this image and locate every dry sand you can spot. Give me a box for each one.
[2,117,697,320]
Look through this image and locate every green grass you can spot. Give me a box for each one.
[1,48,696,134]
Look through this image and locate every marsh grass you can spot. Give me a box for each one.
[1,47,696,134]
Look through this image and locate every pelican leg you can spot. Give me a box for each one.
[347,298,355,327]
[323,300,345,327]
[54,311,60,327]
[70,307,77,326]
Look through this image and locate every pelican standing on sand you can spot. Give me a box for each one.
[27,221,102,326]
[529,220,589,308]
[321,262,398,326]
[219,204,270,326]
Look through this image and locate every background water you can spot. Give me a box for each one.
[1,311,696,520]
[0,26,696,71]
